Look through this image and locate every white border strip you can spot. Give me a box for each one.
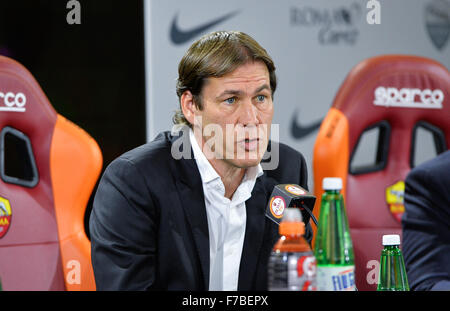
[0,107,26,112]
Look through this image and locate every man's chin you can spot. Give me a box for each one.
[227,156,262,169]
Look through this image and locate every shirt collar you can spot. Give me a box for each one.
[189,128,221,184]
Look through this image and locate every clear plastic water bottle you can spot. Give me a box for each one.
[268,207,317,291]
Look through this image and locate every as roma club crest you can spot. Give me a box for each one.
[0,196,12,239]
[269,196,286,219]
[385,181,405,223]
[284,184,306,196]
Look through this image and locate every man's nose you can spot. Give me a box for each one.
[238,99,259,126]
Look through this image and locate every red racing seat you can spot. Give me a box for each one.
[313,55,450,291]
[0,56,102,290]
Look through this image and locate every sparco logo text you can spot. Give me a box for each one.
[373,86,444,109]
[0,91,27,112]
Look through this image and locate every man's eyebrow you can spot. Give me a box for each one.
[254,84,271,94]
[216,84,271,99]
[216,89,244,99]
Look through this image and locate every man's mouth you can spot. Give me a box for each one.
[241,138,259,151]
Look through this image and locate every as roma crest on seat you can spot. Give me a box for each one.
[385,181,405,223]
[0,196,12,238]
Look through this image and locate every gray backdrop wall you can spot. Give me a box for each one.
[144,0,450,190]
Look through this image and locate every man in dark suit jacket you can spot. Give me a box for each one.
[402,150,450,291]
[89,31,312,290]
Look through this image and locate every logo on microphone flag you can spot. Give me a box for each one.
[0,196,12,239]
[285,184,306,196]
[386,181,405,223]
[269,196,286,219]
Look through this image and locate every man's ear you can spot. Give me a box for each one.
[180,90,197,126]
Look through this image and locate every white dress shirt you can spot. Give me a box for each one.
[189,129,263,291]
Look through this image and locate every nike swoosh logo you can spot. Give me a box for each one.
[291,109,323,139]
[170,11,239,45]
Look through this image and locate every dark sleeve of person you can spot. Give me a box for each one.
[402,163,450,291]
[89,157,158,290]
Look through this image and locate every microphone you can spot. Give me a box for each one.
[265,184,318,227]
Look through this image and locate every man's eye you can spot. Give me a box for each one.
[256,95,266,102]
[225,97,236,105]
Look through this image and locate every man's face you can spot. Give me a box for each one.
[192,61,273,169]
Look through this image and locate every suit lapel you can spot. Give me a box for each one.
[176,178,210,290]
[171,130,210,290]
[238,177,269,290]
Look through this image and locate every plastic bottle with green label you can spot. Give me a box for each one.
[314,177,356,291]
[377,234,409,291]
